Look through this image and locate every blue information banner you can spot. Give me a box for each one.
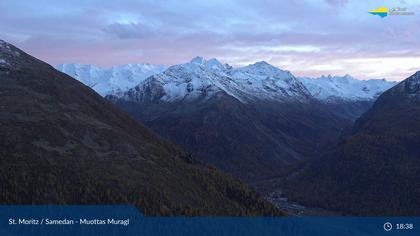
[0,205,418,236]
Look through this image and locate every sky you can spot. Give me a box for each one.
[0,0,420,81]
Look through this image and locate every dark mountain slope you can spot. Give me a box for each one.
[112,91,349,182]
[284,71,420,215]
[0,40,279,216]
[320,100,375,123]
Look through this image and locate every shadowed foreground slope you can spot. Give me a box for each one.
[0,40,279,216]
[284,72,420,215]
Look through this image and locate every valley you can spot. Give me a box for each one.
[57,55,417,216]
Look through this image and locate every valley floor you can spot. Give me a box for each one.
[266,190,342,216]
[252,175,343,216]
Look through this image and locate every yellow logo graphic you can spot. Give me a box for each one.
[369,7,388,18]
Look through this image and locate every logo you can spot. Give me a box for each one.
[369,6,415,18]
[369,7,388,18]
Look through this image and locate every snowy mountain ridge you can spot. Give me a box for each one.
[122,57,240,102]
[121,57,312,103]
[57,57,396,103]
[299,74,396,102]
[57,63,166,96]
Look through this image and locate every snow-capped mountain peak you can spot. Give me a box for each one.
[237,61,293,79]
[57,63,166,96]
[123,57,240,102]
[183,56,229,72]
[224,61,311,101]
[190,56,205,64]
[299,75,396,102]
[206,58,226,70]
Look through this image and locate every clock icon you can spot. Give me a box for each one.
[384,222,393,231]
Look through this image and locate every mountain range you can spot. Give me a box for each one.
[58,58,395,103]
[0,39,278,216]
[58,58,395,182]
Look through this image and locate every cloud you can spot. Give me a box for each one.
[324,0,348,7]
[103,22,153,39]
[0,0,419,80]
